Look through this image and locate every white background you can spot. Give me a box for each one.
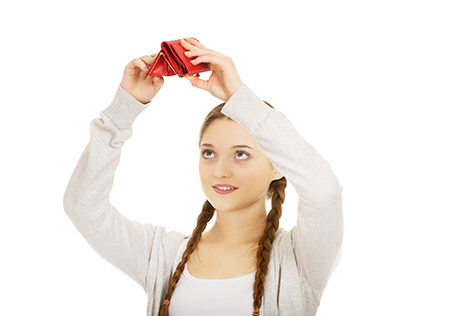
[1,0,473,315]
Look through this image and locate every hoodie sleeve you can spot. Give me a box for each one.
[221,84,344,292]
[63,86,157,289]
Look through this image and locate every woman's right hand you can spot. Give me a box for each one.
[120,55,164,104]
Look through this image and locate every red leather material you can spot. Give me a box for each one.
[144,39,210,79]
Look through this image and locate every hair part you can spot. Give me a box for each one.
[160,101,286,316]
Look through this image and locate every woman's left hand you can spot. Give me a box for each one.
[181,38,243,101]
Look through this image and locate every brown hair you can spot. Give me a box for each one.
[159,102,287,316]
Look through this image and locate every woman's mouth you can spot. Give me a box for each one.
[212,185,238,195]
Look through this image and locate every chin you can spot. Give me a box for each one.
[208,198,261,213]
[207,199,237,212]
[205,188,266,213]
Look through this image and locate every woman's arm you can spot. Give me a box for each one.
[222,85,344,291]
[182,39,343,291]
[63,86,154,287]
[63,56,166,288]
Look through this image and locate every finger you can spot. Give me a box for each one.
[128,57,149,73]
[184,48,220,60]
[180,38,208,53]
[153,76,165,90]
[186,75,208,91]
[190,53,228,67]
[140,56,153,67]
[140,55,156,66]
[180,38,198,52]
[153,75,164,83]
[184,37,207,49]
[185,47,226,65]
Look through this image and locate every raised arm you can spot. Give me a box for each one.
[222,85,344,292]
[63,56,166,288]
[181,38,343,292]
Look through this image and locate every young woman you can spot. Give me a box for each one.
[64,38,343,316]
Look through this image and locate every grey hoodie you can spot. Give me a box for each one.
[63,84,343,315]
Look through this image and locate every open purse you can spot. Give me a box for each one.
[143,38,210,79]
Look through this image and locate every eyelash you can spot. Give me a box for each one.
[201,150,250,160]
[201,149,214,159]
[235,151,250,160]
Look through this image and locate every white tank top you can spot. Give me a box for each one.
[168,238,265,316]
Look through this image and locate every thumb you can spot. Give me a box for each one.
[186,75,208,91]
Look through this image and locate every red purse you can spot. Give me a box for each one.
[143,38,210,79]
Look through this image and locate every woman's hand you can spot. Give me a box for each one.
[181,38,243,101]
[120,55,164,104]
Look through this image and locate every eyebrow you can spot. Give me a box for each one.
[200,143,254,150]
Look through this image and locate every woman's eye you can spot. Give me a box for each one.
[235,151,249,160]
[202,150,215,159]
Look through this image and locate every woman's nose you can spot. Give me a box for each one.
[213,159,232,179]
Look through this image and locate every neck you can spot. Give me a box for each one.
[204,202,267,247]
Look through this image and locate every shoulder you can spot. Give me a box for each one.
[271,227,291,255]
[152,226,187,258]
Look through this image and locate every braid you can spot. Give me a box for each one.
[164,99,282,315]
[158,200,215,316]
[252,177,287,315]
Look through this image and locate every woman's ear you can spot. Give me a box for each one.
[272,169,284,181]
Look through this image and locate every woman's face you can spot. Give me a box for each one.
[199,118,281,213]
